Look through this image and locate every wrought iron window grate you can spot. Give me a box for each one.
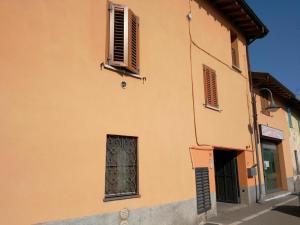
[105,135,138,199]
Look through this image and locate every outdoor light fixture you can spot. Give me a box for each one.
[260,88,280,112]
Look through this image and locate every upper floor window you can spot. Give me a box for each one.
[203,65,219,109]
[260,91,271,116]
[230,31,239,69]
[287,107,293,128]
[108,3,140,74]
[104,135,138,201]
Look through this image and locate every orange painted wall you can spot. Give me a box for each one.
[0,0,256,224]
[190,146,215,192]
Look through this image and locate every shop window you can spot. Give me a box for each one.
[203,65,219,109]
[104,135,138,201]
[108,3,139,74]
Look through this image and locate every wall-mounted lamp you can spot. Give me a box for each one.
[260,88,280,112]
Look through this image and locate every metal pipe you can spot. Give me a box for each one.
[246,46,264,203]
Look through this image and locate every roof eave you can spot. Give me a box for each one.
[213,0,269,44]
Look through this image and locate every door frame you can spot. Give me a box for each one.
[214,149,241,203]
[261,140,282,194]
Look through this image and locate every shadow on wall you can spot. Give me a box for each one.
[194,0,229,30]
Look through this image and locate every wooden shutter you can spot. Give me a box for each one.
[108,3,139,74]
[230,31,239,67]
[128,9,139,74]
[260,92,270,116]
[108,3,128,67]
[203,65,218,108]
[195,167,211,214]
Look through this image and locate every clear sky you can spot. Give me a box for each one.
[246,0,300,96]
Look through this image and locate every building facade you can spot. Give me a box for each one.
[286,95,300,192]
[0,1,267,225]
[251,72,298,198]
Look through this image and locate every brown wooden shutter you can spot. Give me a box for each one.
[203,65,218,108]
[231,31,239,67]
[128,9,139,74]
[108,3,139,74]
[108,3,128,67]
[210,70,218,107]
[203,66,210,105]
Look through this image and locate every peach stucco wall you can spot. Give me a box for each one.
[288,110,300,177]
[0,0,256,225]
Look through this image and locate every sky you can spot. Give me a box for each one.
[246,0,300,96]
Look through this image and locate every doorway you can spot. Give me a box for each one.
[214,150,240,203]
[261,141,281,193]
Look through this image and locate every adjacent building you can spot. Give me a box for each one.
[286,91,300,192]
[251,72,300,197]
[0,1,268,225]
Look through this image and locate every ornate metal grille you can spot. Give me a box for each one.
[105,135,138,198]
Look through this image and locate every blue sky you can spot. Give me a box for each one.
[246,0,300,96]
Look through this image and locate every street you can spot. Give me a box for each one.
[207,195,300,225]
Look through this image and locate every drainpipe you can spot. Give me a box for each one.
[246,46,264,203]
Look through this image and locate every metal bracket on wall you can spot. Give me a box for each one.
[100,63,147,82]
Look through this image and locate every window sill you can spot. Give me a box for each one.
[204,104,222,112]
[232,64,242,73]
[103,194,140,202]
[101,63,146,80]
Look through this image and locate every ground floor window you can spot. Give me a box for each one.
[104,135,138,200]
[195,167,211,214]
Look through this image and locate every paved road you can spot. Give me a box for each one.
[240,197,299,225]
[207,195,300,225]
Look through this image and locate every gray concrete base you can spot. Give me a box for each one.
[240,185,257,205]
[287,177,295,192]
[216,202,247,214]
[294,176,300,193]
[36,193,217,225]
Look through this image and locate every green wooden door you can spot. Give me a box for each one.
[262,142,280,193]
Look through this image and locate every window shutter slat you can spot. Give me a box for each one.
[203,66,210,105]
[128,9,139,74]
[108,3,128,67]
[108,3,139,74]
[203,65,218,108]
[195,167,211,214]
[210,70,218,107]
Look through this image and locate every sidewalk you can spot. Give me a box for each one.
[206,194,299,225]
